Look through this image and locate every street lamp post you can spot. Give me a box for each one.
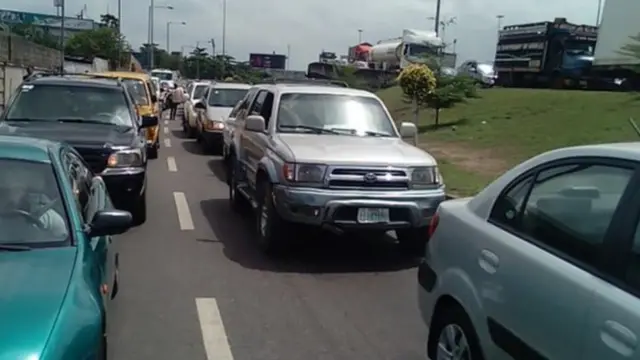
[221,0,227,56]
[148,1,174,69]
[59,0,65,72]
[357,29,363,43]
[166,21,186,53]
[496,15,504,32]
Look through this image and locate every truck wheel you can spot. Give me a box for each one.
[396,227,428,255]
[255,180,288,254]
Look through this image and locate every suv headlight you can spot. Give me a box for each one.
[282,163,327,183]
[204,117,225,130]
[409,166,442,188]
[107,149,144,168]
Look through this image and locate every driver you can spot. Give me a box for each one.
[0,164,68,239]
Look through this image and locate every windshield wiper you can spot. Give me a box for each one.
[326,127,392,137]
[0,244,31,251]
[279,125,342,134]
[5,118,57,123]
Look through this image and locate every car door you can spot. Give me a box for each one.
[484,159,636,360]
[63,148,114,307]
[241,90,269,185]
[582,168,640,360]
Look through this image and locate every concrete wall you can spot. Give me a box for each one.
[0,32,61,69]
[0,65,26,112]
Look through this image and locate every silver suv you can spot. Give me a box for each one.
[226,82,445,254]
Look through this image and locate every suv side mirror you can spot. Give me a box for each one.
[87,209,132,237]
[194,101,207,110]
[399,122,418,144]
[245,115,266,132]
[141,115,158,128]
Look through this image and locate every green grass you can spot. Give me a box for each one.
[379,87,640,196]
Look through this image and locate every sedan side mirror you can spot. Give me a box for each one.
[87,209,132,237]
[245,115,266,132]
[399,122,418,144]
[194,101,207,110]
[141,115,158,128]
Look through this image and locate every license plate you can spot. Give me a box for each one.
[357,208,390,223]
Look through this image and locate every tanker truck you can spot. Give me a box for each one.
[367,29,456,71]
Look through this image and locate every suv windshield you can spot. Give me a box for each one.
[151,72,172,81]
[276,93,396,137]
[5,84,134,127]
[208,88,248,107]
[122,79,149,105]
[0,159,69,247]
[193,85,208,100]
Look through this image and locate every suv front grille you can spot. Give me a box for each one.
[74,147,110,174]
[327,167,409,190]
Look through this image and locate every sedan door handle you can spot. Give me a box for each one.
[601,321,637,356]
[478,249,499,274]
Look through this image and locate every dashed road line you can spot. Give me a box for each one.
[173,192,194,230]
[164,127,169,134]
[164,120,169,125]
[167,156,177,172]
[196,298,234,360]
[164,138,171,147]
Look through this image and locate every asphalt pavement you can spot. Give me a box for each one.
[107,114,428,360]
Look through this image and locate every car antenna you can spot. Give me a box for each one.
[629,117,640,137]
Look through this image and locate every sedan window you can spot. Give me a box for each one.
[0,158,70,247]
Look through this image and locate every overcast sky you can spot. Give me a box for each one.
[13,0,603,70]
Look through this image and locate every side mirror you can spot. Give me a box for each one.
[150,94,157,102]
[245,115,266,132]
[399,122,418,144]
[194,101,207,110]
[141,115,158,128]
[87,209,132,237]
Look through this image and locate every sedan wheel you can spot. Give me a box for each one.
[436,324,471,360]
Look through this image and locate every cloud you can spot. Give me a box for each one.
[5,0,603,70]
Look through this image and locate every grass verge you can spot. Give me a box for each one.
[380,87,640,196]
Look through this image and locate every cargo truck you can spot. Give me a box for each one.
[494,18,597,88]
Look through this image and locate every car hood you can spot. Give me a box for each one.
[276,133,436,166]
[0,248,77,359]
[206,106,233,121]
[4,122,136,147]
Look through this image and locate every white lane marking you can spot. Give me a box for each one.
[167,156,177,172]
[164,138,171,147]
[173,192,194,230]
[164,120,169,125]
[196,298,234,360]
[164,127,169,134]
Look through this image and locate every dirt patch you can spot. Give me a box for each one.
[421,140,510,177]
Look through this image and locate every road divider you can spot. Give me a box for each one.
[195,298,234,360]
[173,192,194,230]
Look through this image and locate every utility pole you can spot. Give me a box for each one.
[59,0,65,72]
[221,0,227,56]
[286,44,291,70]
[117,0,122,69]
[434,0,441,35]
[149,0,155,68]
[357,29,363,43]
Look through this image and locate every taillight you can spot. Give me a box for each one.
[428,212,440,238]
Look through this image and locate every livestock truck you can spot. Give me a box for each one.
[494,17,597,88]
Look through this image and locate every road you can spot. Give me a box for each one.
[107,114,428,360]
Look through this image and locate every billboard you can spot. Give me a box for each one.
[249,53,286,69]
[0,8,95,30]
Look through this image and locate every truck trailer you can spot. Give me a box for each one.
[494,18,597,88]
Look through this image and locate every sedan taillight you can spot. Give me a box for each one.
[428,212,440,238]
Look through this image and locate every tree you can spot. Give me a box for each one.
[65,14,130,69]
[398,64,437,124]
[11,24,60,50]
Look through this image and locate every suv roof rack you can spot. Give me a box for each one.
[26,71,123,84]
[256,78,349,88]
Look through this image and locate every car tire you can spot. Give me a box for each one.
[396,226,428,254]
[131,189,147,226]
[428,304,484,360]
[228,155,249,213]
[97,319,107,360]
[148,142,159,159]
[255,180,288,254]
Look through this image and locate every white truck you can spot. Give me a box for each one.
[367,29,456,71]
[589,0,640,89]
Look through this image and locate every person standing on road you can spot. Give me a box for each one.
[23,66,34,81]
[170,84,186,120]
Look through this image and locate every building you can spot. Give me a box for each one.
[0,8,96,40]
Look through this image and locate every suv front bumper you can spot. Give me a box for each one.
[272,185,445,230]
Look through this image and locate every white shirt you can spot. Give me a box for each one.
[172,87,187,103]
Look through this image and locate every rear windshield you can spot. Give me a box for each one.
[5,84,134,126]
[122,79,149,105]
[208,88,248,107]
[193,85,208,100]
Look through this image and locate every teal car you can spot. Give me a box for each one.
[0,134,133,360]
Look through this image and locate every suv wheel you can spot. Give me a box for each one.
[396,227,428,254]
[131,189,147,226]
[428,306,483,360]
[255,181,287,254]
[228,155,248,212]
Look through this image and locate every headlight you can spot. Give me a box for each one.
[107,149,144,168]
[205,119,225,130]
[410,166,442,188]
[282,163,327,183]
